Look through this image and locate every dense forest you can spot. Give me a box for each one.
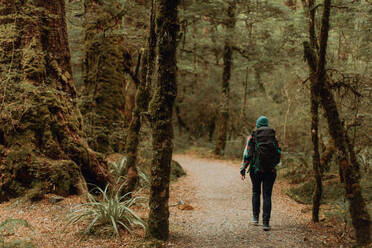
[0,0,371,247]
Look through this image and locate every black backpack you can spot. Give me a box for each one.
[250,127,281,172]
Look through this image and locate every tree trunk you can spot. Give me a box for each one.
[147,0,179,241]
[255,68,266,94]
[300,0,308,12]
[0,0,112,202]
[319,77,371,246]
[310,62,322,223]
[80,0,132,154]
[319,139,335,174]
[241,67,249,118]
[123,0,156,194]
[214,0,236,156]
[284,0,297,10]
[304,0,371,244]
[307,0,322,223]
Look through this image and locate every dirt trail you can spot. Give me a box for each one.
[168,154,326,248]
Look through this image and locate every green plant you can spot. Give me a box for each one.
[137,169,150,188]
[0,218,34,248]
[109,157,127,183]
[66,184,146,236]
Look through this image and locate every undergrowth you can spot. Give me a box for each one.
[66,184,146,236]
[281,151,372,228]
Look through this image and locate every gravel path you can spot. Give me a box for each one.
[168,154,326,248]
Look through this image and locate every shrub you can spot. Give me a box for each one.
[66,184,146,235]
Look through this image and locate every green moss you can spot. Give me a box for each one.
[170,160,186,181]
[0,1,111,202]
[286,179,315,204]
[22,37,46,80]
[1,145,81,201]
[26,182,44,201]
[80,35,132,154]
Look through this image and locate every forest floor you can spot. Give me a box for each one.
[0,154,354,247]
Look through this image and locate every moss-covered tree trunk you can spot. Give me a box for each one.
[80,0,133,154]
[306,0,322,223]
[304,0,371,244]
[0,0,112,201]
[123,0,157,194]
[310,66,322,223]
[214,0,236,156]
[147,0,179,241]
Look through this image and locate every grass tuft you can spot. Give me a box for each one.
[109,157,127,183]
[66,183,146,236]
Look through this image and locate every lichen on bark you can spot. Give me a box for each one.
[0,0,112,202]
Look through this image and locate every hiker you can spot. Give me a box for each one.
[240,116,281,231]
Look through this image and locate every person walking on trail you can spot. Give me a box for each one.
[240,116,281,231]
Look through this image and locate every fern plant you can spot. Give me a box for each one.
[66,184,146,236]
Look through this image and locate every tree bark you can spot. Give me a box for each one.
[80,0,132,154]
[147,0,179,241]
[214,0,236,156]
[304,0,371,244]
[306,0,322,223]
[308,0,319,51]
[123,0,156,194]
[319,139,335,174]
[0,0,112,201]
[310,64,322,223]
[255,68,266,94]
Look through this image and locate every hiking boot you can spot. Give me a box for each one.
[251,216,259,226]
[262,221,271,231]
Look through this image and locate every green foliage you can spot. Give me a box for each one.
[109,157,128,183]
[286,179,315,204]
[170,160,187,181]
[66,184,146,236]
[324,198,352,227]
[0,219,34,248]
[137,169,150,188]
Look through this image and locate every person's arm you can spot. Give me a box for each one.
[240,136,252,180]
[274,136,281,166]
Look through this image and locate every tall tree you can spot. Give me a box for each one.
[0,0,112,201]
[80,0,133,154]
[123,0,157,194]
[305,0,322,223]
[147,0,179,240]
[214,0,236,156]
[304,0,371,244]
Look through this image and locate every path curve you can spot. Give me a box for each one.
[168,154,325,248]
